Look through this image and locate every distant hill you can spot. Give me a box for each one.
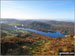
[0,18,74,36]
[28,21,51,28]
[0,18,33,24]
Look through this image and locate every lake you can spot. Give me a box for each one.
[15,26,66,38]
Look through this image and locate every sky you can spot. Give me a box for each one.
[1,1,74,21]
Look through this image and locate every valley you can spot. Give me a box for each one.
[0,19,74,55]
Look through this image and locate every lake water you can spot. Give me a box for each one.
[15,26,66,38]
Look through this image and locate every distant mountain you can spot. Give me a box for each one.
[1,18,74,23]
[0,18,33,24]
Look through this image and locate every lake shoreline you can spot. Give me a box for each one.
[15,26,66,38]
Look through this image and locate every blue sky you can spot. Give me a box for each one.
[1,1,74,21]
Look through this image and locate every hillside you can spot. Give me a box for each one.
[0,19,74,55]
[1,19,74,36]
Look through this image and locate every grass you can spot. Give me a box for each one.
[15,29,30,34]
